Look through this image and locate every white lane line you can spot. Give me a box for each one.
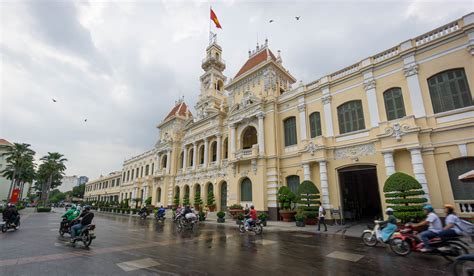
[116,258,160,272]
[252,239,277,245]
[326,251,364,262]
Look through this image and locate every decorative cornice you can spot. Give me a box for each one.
[322,95,332,105]
[363,78,376,91]
[297,104,306,112]
[403,64,419,77]
[257,112,265,119]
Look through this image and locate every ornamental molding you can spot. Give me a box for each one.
[304,141,319,156]
[334,143,376,160]
[363,78,376,91]
[297,103,306,112]
[322,95,332,105]
[403,64,419,77]
[379,123,420,141]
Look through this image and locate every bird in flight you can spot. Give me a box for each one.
[295,16,301,20]
[269,19,274,23]
[52,98,57,102]
[84,119,87,122]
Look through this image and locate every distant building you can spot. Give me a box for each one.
[59,176,79,193]
[0,139,13,202]
[78,176,89,186]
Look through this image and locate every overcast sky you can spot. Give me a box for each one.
[1,0,472,180]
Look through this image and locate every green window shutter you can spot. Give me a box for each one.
[309,112,322,138]
[241,178,252,201]
[286,175,300,194]
[338,100,365,134]
[384,88,406,120]
[284,117,297,146]
[428,69,472,113]
[447,157,474,200]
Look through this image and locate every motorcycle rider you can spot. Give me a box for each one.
[411,204,443,252]
[61,205,79,230]
[244,205,257,231]
[156,206,166,219]
[139,205,148,217]
[70,205,94,242]
[438,204,462,240]
[379,208,397,242]
[2,203,20,227]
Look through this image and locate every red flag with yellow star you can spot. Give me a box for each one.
[210,8,222,29]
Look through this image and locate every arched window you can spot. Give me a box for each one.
[157,188,162,202]
[309,112,322,138]
[428,69,472,113]
[207,183,214,195]
[145,165,149,176]
[337,100,365,134]
[189,149,194,167]
[286,175,300,194]
[283,117,297,146]
[161,155,167,169]
[240,178,252,201]
[384,88,406,120]
[211,141,217,162]
[223,138,228,159]
[180,151,184,168]
[216,80,223,91]
[175,186,180,200]
[447,157,474,200]
[242,126,258,149]
[199,145,205,164]
[195,184,201,198]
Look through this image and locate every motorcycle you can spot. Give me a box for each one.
[361,220,387,246]
[155,212,165,223]
[239,218,263,235]
[71,224,96,248]
[389,224,469,260]
[59,218,72,236]
[1,217,20,233]
[139,210,148,220]
[453,254,474,276]
[176,212,197,232]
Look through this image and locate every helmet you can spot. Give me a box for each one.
[7,203,13,208]
[84,205,91,211]
[385,208,394,213]
[70,205,76,210]
[423,204,434,212]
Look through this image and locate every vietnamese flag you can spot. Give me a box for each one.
[210,8,222,29]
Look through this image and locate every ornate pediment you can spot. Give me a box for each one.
[378,123,420,141]
[304,141,320,156]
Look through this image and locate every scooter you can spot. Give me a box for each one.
[59,218,72,236]
[1,217,20,233]
[389,224,469,260]
[139,210,148,220]
[239,216,263,235]
[453,254,474,276]
[155,212,165,223]
[361,220,386,246]
[71,224,96,248]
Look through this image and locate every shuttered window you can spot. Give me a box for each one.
[384,88,406,121]
[447,157,474,200]
[337,100,366,134]
[309,112,322,138]
[284,117,297,146]
[240,178,252,201]
[428,69,472,113]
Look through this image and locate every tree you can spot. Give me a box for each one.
[194,191,203,208]
[144,196,152,205]
[277,186,296,210]
[49,189,66,203]
[183,190,190,206]
[72,184,85,198]
[1,143,36,202]
[383,172,427,222]
[173,193,180,207]
[207,191,216,207]
[297,180,320,218]
[36,152,67,205]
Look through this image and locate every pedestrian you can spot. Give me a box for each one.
[318,204,327,232]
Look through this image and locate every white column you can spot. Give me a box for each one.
[182,145,188,172]
[216,134,222,165]
[266,169,279,208]
[230,123,236,158]
[257,113,265,156]
[204,138,209,168]
[319,160,330,208]
[409,148,430,201]
[382,150,396,177]
[363,74,380,127]
[303,162,311,181]
[192,142,197,170]
[144,186,148,200]
[322,87,334,137]
[166,149,171,174]
[298,103,308,140]
[403,55,426,118]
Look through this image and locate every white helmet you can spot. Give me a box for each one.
[385,208,394,213]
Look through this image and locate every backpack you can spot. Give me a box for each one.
[455,219,474,236]
[321,207,326,216]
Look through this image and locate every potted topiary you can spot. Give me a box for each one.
[194,192,203,211]
[277,186,297,222]
[207,191,216,212]
[217,211,226,223]
[228,204,244,219]
[236,213,245,225]
[183,192,190,206]
[173,193,180,208]
[384,172,427,224]
[295,210,306,227]
[258,213,268,226]
[198,211,206,221]
[297,180,320,225]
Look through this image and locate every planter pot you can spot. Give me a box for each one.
[295,221,306,227]
[209,205,216,212]
[279,210,296,222]
[229,209,244,219]
[262,220,267,227]
[305,218,318,225]
[217,217,225,223]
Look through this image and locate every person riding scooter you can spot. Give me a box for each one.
[139,205,148,217]
[379,208,397,242]
[70,206,94,242]
[61,205,80,231]
[2,203,20,227]
[156,206,166,219]
[438,204,462,240]
[410,204,443,252]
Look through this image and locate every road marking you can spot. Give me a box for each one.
[326,251,364,262]
[252,239,277,245]
[293,234,314,238]
[48,222,59,225]
[116,258,160,272]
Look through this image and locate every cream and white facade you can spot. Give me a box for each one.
[86,13,474,220]
[84,171,122,203]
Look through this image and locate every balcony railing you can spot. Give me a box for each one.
[235,145,259,159]
[456,200,474,214]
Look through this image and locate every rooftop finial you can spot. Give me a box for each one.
[265,38,268,46]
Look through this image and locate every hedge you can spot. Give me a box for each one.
[37,207,52,213]
[297,180,320,218]
[386,198,428,204]
[384,190,425,198]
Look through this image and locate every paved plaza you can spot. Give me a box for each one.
[0,208,457,275]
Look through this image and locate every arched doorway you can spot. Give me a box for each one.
[156,187,162,205]
[338,165,381,221]
[286,175,300,194]
[240,177,252,202]
[242,127,257,149]
[220,182,227,211]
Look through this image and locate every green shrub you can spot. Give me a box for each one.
[144,197,152,205]
[207,191,216,207]
[297,180,320,217]
[173,193,180,206]
[383,172,427,223]
[277,186,296,210]
[237,213,245,221]
[37,207,51,213]
[183,192,190,206]
[194,192,203,207]
[217,211,225,218]
[258,213,268,221]
[198,211,206,221]
[228,204,243,210]
[305,212,317,219]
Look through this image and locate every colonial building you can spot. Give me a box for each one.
[84,171,122,203]
[85,13,474,220]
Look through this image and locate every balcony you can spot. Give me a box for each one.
[456,200,474,214]
[234,145,259,160]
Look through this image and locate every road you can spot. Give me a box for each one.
[0,208,455,275]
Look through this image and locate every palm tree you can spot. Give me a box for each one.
[1,143,36,202]
[36,152,67,205]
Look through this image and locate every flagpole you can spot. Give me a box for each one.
[209,6,212,44]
